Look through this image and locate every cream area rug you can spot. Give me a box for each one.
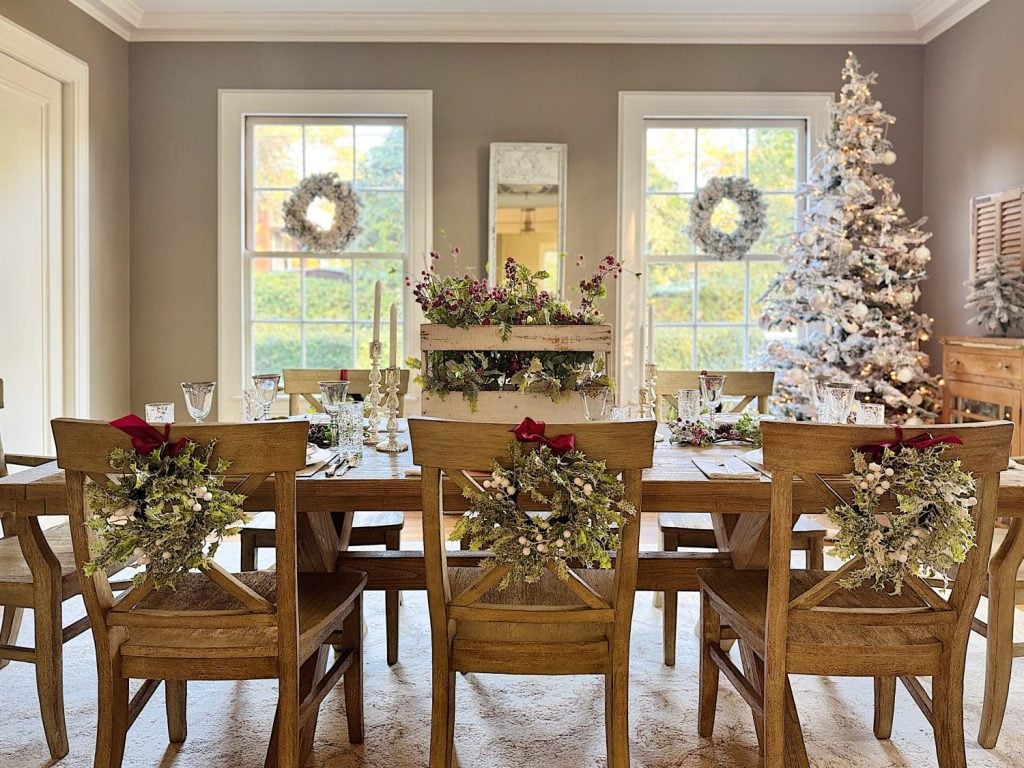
[1,573,1022,766]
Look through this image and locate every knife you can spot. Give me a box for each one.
[336,455,360,477]
[324,455,348,477]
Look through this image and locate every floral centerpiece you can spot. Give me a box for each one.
[408,245,632,409]
[668,413,763,447]
[84,416,249,590]
[452,418,635,588]
[827,430,978,594]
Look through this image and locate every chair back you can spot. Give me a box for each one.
[655,370,774,421]
[759,420,1012,669]
[51,419,307,667]
[282,368,410,416]
[409,418,655,663]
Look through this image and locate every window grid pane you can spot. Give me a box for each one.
[644,120,803,371]
[246,117,407,375]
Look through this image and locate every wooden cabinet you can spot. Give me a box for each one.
[941,336,1023,454]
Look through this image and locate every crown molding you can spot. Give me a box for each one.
[913,0,992,42]
[57,0,992,45]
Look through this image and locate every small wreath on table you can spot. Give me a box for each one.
[451,418,636,589]
[282,172,362,252]
[826,432,978,595]
[689,176,768,261]
[668,413,762,447]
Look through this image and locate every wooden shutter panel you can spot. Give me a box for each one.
[971,186,1024,273]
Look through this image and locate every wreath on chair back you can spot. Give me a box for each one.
[282,172,362,252]
[689,176,768,261]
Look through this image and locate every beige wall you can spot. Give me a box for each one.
[129,42,925,409]
[922,0,1024,358]
[0,0,131,418]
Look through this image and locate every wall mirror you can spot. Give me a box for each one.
[488,142,567,295]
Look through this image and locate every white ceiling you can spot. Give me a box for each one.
[66,0,991,43]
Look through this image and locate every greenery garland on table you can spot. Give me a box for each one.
[668,413,763,447]
[689,176,768,261]
[827,438,978,594]
[282,172,362,252]
[85,437,249,590]
[452,426,635,589]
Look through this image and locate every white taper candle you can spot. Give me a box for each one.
[389,303,398,368]
[372,280,382,343]
[647,304,655,364]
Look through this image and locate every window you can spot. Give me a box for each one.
[617,92,828,398]
[219,90,431,419]
[246,118,407,374]
[644,120,806,370]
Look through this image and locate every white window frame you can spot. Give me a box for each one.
[218,90,432,420]
[616,91,830,400]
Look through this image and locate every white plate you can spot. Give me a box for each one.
[306,447,333,466]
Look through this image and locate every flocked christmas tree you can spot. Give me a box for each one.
[964,245,1024,337]
[760,53,939,424]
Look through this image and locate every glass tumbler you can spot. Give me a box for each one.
[338,401,364,459]
[825,382,856,425]
[144,402,174,423]
[855,401,886,425]
[808,377,831,423]
[581,386,611,421]
[251,373,281,421]
[180,381,216,423]
[676,388,702,422]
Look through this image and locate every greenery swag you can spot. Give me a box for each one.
[827,439,978,594]
[452,439,635,589]
[668,413,763,447]
[85,439,249,590]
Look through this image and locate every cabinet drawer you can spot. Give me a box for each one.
[944,347,1023,382]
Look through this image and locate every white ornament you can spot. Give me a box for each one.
[834,238,854,257]
[850,302,869,321]
[913,245,931,263]
[896,290,915,307]
[881,150,897,165]
[896,367,915,384]
[800,230,817,247]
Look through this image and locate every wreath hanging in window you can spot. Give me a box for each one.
[689,176,768,261]
[281,172,362,252]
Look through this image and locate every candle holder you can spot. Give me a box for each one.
[364,340,383,445]
[639,362,658,419]
[376,367,408,453]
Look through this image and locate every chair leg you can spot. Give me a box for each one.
[738,643,765,754]
[385,529,401,666]
[873,677,896,739]
[604,658,630,768]
[275,663,303,768]
[343,595,365,744]
[166,680,188,744]
[0,606,24,670]
[978,566,1017,748]
[698,590,721,738]
[30,540,69,760]
[240,531,257,571]
[95,673,129,768]
[806,538,825,570]
[661,531,678,667]
[932,669,967,768]
[429,654,454,768]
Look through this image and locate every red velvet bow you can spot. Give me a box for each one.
[110,414,187,458]
[511,417,575,456]
[857,425,963,462]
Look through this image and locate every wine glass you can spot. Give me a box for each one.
[251,373,281,421]
[318,380,351,456]
[825,382,856,425]
[698,373,726,427]
[180,381,215,423]
[581,386,610,421]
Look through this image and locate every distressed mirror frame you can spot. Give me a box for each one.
[487,142,568,295]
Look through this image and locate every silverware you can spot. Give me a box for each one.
[324,455,348,477]
[336,455,360,477]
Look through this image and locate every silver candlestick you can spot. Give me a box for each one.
[375,367,408,453]
[364,340,383,445]
[639,362,658,419]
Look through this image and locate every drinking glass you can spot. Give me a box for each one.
[180,381,215,423]
[581,386,611,421]
[698,374,726,427]
[808,377,831,423]
[337,401,364,459]
[676,388,702,422]
[144,402,174,423]
[318,380,351,457]
[825,382,856,425]
[251,374,281,421]
[241,388,261,422]
[855,401,886,425]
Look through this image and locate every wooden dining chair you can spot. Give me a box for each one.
[240,367,408,665]
[52,418,366,768]
[0,380,132,760]
[696,420,1013,768]
[655,369,827,666]
[409,417,655,768]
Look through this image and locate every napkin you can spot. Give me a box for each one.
[693,456,762,481]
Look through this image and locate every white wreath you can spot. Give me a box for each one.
[689,176,768,261]
[282,172,362,252]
